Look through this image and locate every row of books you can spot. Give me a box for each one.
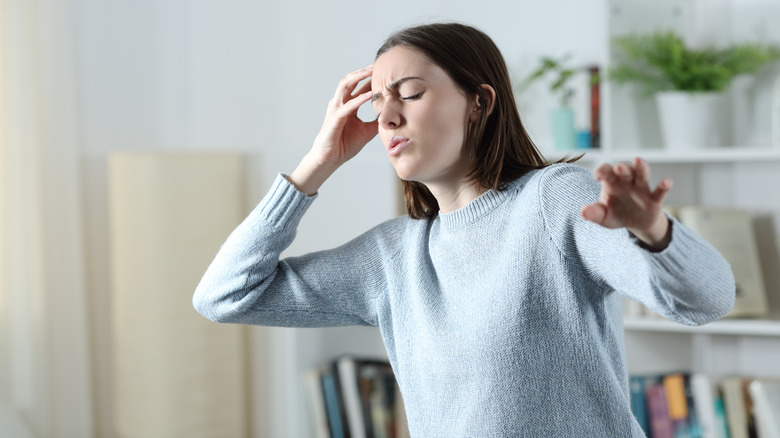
[630,372,780,438]
[306,356,410,438]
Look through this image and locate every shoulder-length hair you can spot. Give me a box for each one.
[376,22,578,219]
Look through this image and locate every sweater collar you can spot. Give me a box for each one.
[436,171,535,230]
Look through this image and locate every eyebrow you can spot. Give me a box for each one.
[371,76,424,102]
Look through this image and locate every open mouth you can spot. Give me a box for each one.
[387,137,410,156]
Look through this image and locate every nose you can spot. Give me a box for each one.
[377,100,401,130]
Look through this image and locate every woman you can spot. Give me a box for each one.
[194,23,734,437]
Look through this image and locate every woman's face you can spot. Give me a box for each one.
[371,46,478,187]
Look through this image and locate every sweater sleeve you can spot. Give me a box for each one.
[538,164,735,326]
[192,173,393,328]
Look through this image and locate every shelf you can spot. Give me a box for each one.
[558,147,780,164]
[545,147,780,165]
[623,315,780,337]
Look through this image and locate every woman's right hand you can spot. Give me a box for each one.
[289,65,378,195]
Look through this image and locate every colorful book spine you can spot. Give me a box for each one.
[589,65,600,149]
[664,373,691,438]
[323,371,347,438]
[630,375,650,435]
[648,383,675,438]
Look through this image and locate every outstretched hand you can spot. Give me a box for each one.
[581,157,673,250]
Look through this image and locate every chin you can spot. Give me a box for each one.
[390,162,415,182]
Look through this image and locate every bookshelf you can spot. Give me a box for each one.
[623,315,780,337]
[564,147,780,165]
[602,0,780,380]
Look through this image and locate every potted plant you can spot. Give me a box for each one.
[610,31,780,150]
[519,55,582,150]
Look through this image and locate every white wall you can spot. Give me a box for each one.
[51,0,780,435]
[72,1,607,436]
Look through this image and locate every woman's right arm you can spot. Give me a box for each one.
[193,65,383,326]
[288,64,377,195]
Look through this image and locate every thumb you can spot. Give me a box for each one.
[581,203,607,225]
[357,119,379,143]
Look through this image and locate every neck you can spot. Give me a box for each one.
[426,179,488,214]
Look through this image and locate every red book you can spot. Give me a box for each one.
[647,384,675,438]
[589,66,601,149]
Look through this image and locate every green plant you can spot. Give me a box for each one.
[519,55,578,107]
[610,31,780,96]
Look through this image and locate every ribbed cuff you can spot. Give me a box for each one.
[256,173,318,230]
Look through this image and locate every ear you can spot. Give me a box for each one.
[469,84,497,122]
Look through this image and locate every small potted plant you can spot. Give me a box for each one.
[519,55,580,150]
[610,31,780,149]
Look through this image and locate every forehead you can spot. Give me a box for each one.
[372,45,440,87]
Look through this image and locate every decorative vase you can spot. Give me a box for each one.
[550,107,577,150]
[655,91,726,150]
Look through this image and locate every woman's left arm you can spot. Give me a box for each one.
[540,161,735,326]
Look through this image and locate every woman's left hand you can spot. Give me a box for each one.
[581,157,673,251]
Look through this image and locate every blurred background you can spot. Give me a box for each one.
[2,0,779,437]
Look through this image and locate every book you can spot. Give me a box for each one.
[571,65,601,150]
[674,205,768,318]
[720,378,756,438]
[332,356,408,438]
[306,369,332,438]
[648,380,676,438]
[337,357,369,438]
[748,380,780,438]
[664,373,691,437]
[691,374,721,438]
[589,65,601,149]
[683,374,703,438]
[713,397,730,438]
[321,370,348,438]
[630,375,651,435]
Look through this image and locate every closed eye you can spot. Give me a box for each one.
[401,93,422,101]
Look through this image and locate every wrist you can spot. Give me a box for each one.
[629,213,672,252]
[288,153,340,196]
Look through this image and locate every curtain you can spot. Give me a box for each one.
[0,0,93,436]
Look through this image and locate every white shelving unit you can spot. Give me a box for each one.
[604,0,780,378]
[574,147,780,165]
[623,315,780,337]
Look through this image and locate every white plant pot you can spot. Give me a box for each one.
[655,91,726,150]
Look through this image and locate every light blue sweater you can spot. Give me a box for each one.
[193,163,735,437]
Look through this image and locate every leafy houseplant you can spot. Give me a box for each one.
[610,31,780,149]
[521,55,578,107]
[520,55,592,150]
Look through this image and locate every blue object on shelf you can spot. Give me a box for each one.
[577,130,591,149]
[550,107,577,150]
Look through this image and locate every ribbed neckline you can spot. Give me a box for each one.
[437,172,534,231]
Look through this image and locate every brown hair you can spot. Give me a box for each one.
[376,22,578,219]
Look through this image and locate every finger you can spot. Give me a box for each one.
[355,118,379,142]
[651,177,673,203]
[581,203,608,226]
[352,79,372,98]
[613,162,635,182]
[333,65,374,104]
[634,157,650,189]
[336,89,374,117]
[593,163,614,182]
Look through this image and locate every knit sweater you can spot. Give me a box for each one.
[193,163,735,437]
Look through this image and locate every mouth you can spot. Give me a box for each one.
[387,136,410,157]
